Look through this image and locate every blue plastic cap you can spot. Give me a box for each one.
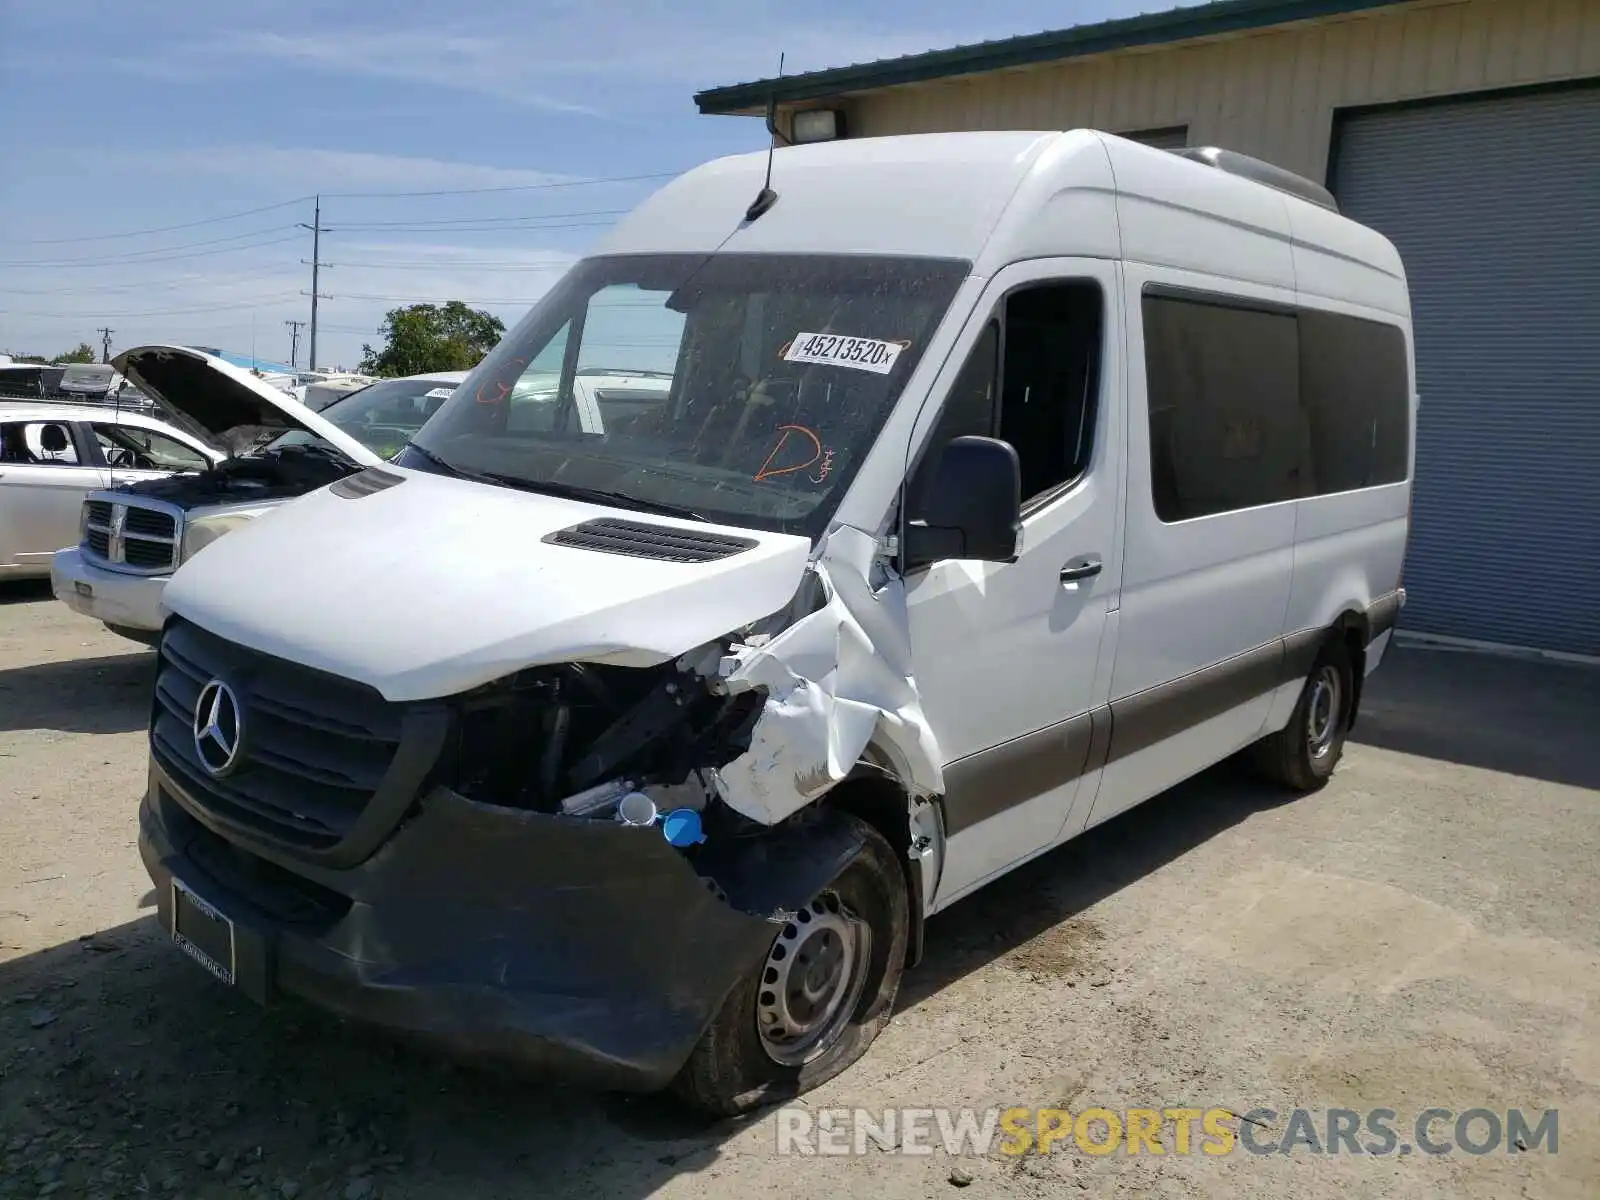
[661,808,706,848]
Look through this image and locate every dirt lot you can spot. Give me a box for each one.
[2,578,1597,1199]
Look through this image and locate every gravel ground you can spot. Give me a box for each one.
[2,578,1597,1199]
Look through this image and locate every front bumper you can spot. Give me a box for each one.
[52,546,167,636]
[139,758,863,1092]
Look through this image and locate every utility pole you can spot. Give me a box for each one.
[97,327,114,363]
[284,320,306,368]
[297,195,328,371]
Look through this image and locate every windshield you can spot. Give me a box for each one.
[269,376,459,460]
[401,252,969,538]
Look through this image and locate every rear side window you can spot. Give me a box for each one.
[1298,309,1410,492]
[0,420,80,465]
[1144,296,1301,521]
[1142,292,1409,522]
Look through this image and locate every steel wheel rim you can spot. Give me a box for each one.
[1306,664,1342,758]
[755,891,871,1067]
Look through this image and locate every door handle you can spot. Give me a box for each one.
[1060,557,1103,583]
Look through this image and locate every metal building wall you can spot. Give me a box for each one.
[839,0,1600,181]
[1333,84,1600,655]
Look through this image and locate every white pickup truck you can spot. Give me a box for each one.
[52,344,466,641]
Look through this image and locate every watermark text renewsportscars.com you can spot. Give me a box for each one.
[775,1106,1560,1158]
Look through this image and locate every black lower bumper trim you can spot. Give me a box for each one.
[141,762,861,1092]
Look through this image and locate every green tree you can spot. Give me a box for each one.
[357,302,506,377]
[53,342,97,364]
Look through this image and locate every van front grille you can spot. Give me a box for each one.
[151,619,409,851]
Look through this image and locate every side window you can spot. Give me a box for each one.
[907,279,1104,519]
[0,421,80,465]
[94,424,209,472]
[999,282,1103,506]
[907,320,998,513]
[1143,294,1301,521]
[1298,309,1409,493]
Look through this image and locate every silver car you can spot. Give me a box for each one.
[0,401,221,580]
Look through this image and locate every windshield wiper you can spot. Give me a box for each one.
[478,473,708,523]
[405,443,478,479]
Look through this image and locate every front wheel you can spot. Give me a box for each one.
[672,814,909,1116]
[1252,638,1354,792]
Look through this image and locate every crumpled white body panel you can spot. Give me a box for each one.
[712,525,944,824]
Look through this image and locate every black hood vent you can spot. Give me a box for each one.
[545,517,757,563]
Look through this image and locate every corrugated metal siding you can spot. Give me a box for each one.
[845,0,1600,181]
[1333,85,1600,655]
[1123,126,1191,149]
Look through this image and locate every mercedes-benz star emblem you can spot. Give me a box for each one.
[193,680,243,777]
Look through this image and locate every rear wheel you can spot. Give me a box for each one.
[672,815,909,1116]
[1252,638,1354,792]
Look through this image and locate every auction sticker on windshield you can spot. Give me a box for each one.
[782,333,909,375]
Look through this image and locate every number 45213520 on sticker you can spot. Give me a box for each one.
[782,333,909,375]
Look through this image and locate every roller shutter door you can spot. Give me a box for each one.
[1333,85,1600,656]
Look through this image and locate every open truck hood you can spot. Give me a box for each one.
[112,344,382,466]
[162,466,814,702]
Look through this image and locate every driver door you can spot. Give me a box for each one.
[904,259,1126,909]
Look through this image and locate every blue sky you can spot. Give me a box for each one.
[1,0,1148,371]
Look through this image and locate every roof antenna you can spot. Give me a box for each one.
[745,52,787,222]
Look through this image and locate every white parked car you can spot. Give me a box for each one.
[133,133,1414,1116]
[0,400,221,581]
[51,346,466,641]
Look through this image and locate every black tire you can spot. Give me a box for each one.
[671,814,909,1117]
[1252,638,1354,792]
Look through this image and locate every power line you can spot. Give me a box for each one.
[2,167,688,250]
[321,259,574,271]
[1,294,304,319]
[322,170,680,200]
[0,273,300,296]
[0,196,315,246]
[0,231,304,270]
[1,224,301,266]
[330,220,618,237]
[323,207,629,231]
[321,291,542,305]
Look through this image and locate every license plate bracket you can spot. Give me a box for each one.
[171,878,236,987]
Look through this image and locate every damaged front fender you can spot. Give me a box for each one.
[709,525,945,826]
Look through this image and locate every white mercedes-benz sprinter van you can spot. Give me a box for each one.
[140,131,1413,1114]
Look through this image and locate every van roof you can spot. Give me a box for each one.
[598,129,1408,314]
[600,130,1063,262]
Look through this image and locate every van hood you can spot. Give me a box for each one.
[161,467,814,702]
[111,344,381,466]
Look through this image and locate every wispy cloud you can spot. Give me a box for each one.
[119,146,577,194]
[201,30,598,115]
[105,1,981,115]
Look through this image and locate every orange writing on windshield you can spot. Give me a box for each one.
[755,424,823,483]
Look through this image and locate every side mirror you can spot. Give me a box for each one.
[903,435,1022,568]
